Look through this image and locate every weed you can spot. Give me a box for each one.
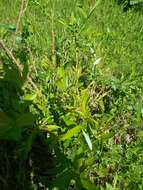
[0,0,143,189]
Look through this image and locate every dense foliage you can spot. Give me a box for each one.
[0,0,143,189]
[117,0,143,11]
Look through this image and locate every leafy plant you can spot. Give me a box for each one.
[1,0,143,189]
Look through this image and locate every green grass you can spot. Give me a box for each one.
[0,0,143,189]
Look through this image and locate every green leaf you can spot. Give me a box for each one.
[28,24,34,33]
[99,100,105,113]
[52,170,73,189]
[80,89,90,117]
[77,7,87,19]
[80,172,97,190]
[23,94,37,101]
[92,57,102,75]
[69,13,75,26]
[0,23,16,32]
[61,114,76,126]
[82,130,93,150]
[106,183,114,190]
[4,66,23,87]
[40,125,60,132]
[61,125,82,141]
[22,61,29,82]
[56,67,68,90]
[137,131,143,138]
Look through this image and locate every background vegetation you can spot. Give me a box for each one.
[0,0,143,189]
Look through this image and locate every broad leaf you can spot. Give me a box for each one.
[80,172,97,190]
[61,125,82,141]
[40,124,60,132]
[0,23,16,32]
[23,94,37,101]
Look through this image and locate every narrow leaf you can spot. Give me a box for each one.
[81,89,90,117]
[82,130,93,150]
